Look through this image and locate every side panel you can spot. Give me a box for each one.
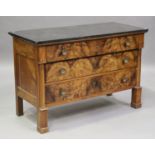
[13,38,37,106]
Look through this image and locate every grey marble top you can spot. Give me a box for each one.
[9,22,148,44]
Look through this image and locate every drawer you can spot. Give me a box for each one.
[45,68,136,105]
[40,34,143,63]
[45,50,138,83]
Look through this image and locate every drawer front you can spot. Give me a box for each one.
[43,34,143,63]
[45,51,138,83]
[45,68,136,105]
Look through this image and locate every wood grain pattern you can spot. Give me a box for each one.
[10,25,147,133]
[36,64,46,108]
[16,96,23,116]
[131,87,142,108]
[13,37,38,108]
[45,50,138,83]
[14,37,35,59]
[13,38,24,116]
[17,56,37,96]
[131,49,142,108]
[37,108,48,133]
[44,35,143,63]
[45,68,136,105]
[38,47,47,63]
[17,87,37,105]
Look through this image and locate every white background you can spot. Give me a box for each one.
[0,0,155,154]
[0,17,155,138]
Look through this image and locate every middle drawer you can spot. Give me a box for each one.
[45,50,138,83]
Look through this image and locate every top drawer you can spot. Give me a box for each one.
[38,34,144,63]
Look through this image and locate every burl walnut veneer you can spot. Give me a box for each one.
[9,22,148,133]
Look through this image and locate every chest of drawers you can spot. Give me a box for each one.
[9,22,148,133]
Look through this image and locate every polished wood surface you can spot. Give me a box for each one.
[9,22,148,133]
[43,35,142,63]
[45,51,138,83]
[131,87,142,108]
[45,68,136,105]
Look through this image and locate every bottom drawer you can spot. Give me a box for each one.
[45,68,136,105]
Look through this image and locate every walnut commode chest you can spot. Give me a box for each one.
[9,22,148,133]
